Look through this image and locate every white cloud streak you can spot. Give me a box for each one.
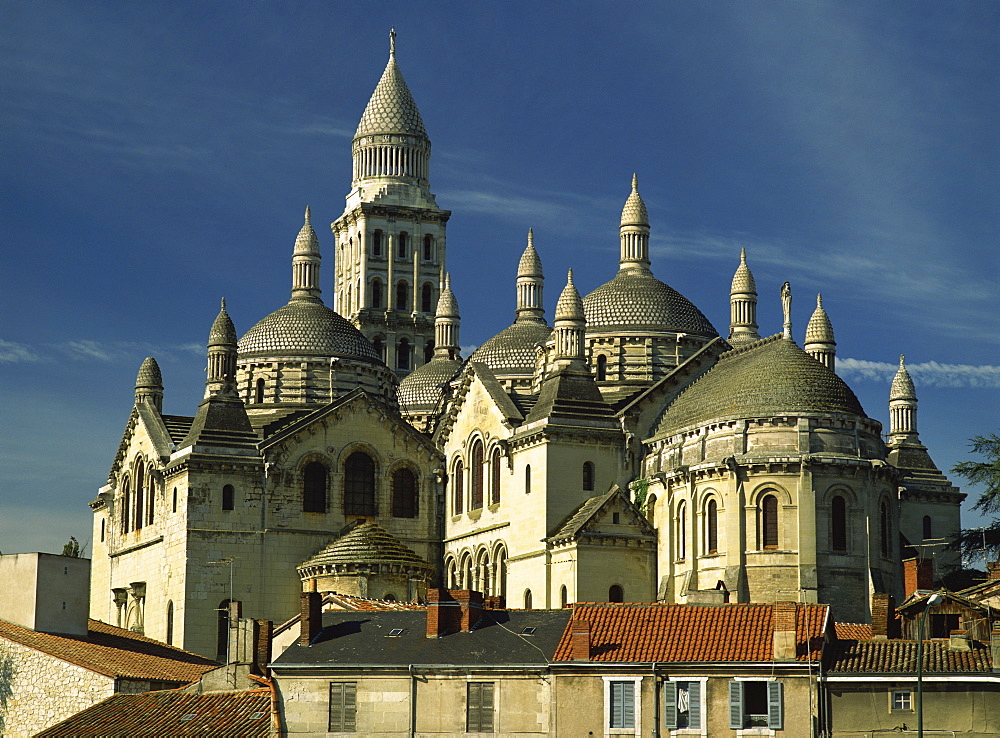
[839,357,1000,388]
[0,339,40,363]
[0,340,204,364]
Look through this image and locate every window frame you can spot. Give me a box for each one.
[729,679,782,731]
[663,677,706,734]
[890,689,913,712]
[604,676,642,736]
[466,681,495,733]
[583,461,595,492]
[329,681,358,732]
[706,498,718,554]
[761,494,779,550]
[831,494,848,551]
[391,466,418,518]
[470,440,485,510]
[343,452,376,516]
[303,462,328,514]
[222,484,235,511]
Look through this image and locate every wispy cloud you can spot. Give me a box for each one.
[20,340,206,364]
[839,357,1000,388]
[0,339,40,363]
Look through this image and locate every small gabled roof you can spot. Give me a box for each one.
[552,602,828,663]
[0,618,218,682]
[897,588,995,616]
[36,689,272,737]
[548,487,655,544]
[826,639,993,674]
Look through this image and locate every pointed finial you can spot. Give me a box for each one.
[740,247,747,264]
[445,272,452,290]
[304,205,311,223]
[631,172,638,191]
[567,268,574,284]
[390,28,396,58]
[221,297,227,311]
[528,227,534,247]
[817,293,823,308]
[899,354,906,367]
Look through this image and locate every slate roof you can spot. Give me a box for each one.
[826,639,993,673]
[0,618,218,682]
[652,335,866,436]
[552,603,828,663]
[272,609,571,667]
[583,271,718,336]
[36,689,272,737]
[161,414,195,445]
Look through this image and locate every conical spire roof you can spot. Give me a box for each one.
[517,229,543,277]
[299,521,434,572]
[731,248,757,294]
[435,273,459,318]
[620,173,649,227]
[890,355,917,400]
[208,298,237,345]
[135,356,162,390]
[555,269,584,321]
[293,206,320,255]
[805,294,835,345]
[355,30,427,140]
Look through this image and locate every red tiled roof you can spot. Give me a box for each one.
[36,689,272,737]
[552,602,828,663]
[834,622,873,640]
[0,618,218,682]
[827,639,993,673]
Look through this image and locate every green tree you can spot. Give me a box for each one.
[61,536,81,558]
[950,432,1000,561]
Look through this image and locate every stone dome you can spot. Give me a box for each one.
[805,294,835,345]
[355,49,427,140]
[555,271,583,321]
[208,299,237,346]
[620,173,649,227]
[890,355,916,400]
[470,319,552,375]
[731,248,756,294]
[293,207,320,255]
[238,298,380,363]
[518,230,543,277]
[398,357,463,411]
[135,357,162,389]
[583,272,718,336]
[653,335,866,436]
[298,522,434,573]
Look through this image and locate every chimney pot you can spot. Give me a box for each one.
[903,558,934,598]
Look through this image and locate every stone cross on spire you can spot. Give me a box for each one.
[390,27,396,57]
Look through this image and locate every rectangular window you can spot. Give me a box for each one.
[729,680,782,730]
[609,680,635,729]
[467,682,494,732]
[663,680,701,730]
[891,690,912,711]
[329,682,357,732]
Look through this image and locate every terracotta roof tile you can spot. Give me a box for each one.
[0,618,218,682]
[827,639,993,673]
[552,603,827,663]
[36,689,272,737]
[834,622,873,640]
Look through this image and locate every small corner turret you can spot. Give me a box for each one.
[619,174,651,275]
[728,248,759,345]
[516,228,545,324]
[134,356,163,413]
[804,293,836,370]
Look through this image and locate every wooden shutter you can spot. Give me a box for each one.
[729,681,743,729]
[480,682,494,732]
[467,682,494,732]
[763,495,779,549]
[329,682,357,732]
[767,680,783,729]
[688,681,702,729]
[662,681,678,729]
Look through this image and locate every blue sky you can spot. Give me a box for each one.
[2,2,997,560]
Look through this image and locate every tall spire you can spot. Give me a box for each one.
[291,207,322,302]
[553,269,585,363]
[889,355,918,442]
[516,228,545,323]
[205,298,238,398]
[804,293,836,370]
[781,282,793,340]
[728,247,759,345]
[433,273,460,360]
[619,174,651,274]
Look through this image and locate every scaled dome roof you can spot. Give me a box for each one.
[470,320,553,375]
[583,272,718,336]
[652,335,866,436]
[299,522,433,572]
[398,357,463,411]
[355,49,427,140]
[238,298,380,363]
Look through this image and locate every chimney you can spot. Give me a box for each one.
[426,589,483,637]
[570,619,591,661]
[458,590,485,632]
[255,619,273,675]
[773,602,797,661]
[991,623,1000,672]
[903,558,934,598]
[949,629,970,652]
[299,591,322,646]
[987,560,1000,581]
[484,595,506,610]
[871,593,899,639]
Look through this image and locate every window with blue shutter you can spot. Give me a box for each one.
[329,682,357,732]
[610,681,635,728]
[686,681,701,729]
[767,680,783,729]
[729,681,743,729]
[664,681,701,730]
[729,680,782,729]
[663,682,677,729]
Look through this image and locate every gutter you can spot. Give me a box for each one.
[248,673,281,737]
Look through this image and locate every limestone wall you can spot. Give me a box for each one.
[0,638,113,738]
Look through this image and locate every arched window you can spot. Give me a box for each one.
[609,585,624,603]
[392,467,418,518]
[470,440,485,510]
[373,337,385,363]
[344,453,376,516]
[495,546,508,597]
[222,484,235,511]
[165,601,174,645]
[646,494,656,525]
[491,447,502,505]
[707,498,718,554]
[596,354,608,381]
[255,378,265,404]
[832,496,847,551]
[100,518,105,542]
[923,515,932,540]
[147,476,155,524]
[880,500,891,557]
[397,232,408,258]
[172,487,177,513]
[217,599,231,663]
[396,281,408,310]
[525,464,531,494]
[463,557,473,589]
[396,338,410,370]
[424,340,434,364]
[524,590,532,609]
[762,494,779,550]
[423,234,433,261]
[678,501,687,559]
[582,461,595,492]
[303,462,327,513]
[371,279,383,309]
[453,460,464,514]
[121,478,130,534]
[134,465,145,531]
[372,230,383,256]
[383,593,396,602]
[421,283,433,313]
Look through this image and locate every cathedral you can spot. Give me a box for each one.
[88,33,963,660]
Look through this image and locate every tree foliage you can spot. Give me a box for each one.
[60,536,81,558]
[950,432,1000,561]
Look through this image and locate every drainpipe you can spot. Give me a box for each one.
[652,663,660,738]
[409,664,417,738]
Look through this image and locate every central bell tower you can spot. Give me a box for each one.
[332,29,450,378]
